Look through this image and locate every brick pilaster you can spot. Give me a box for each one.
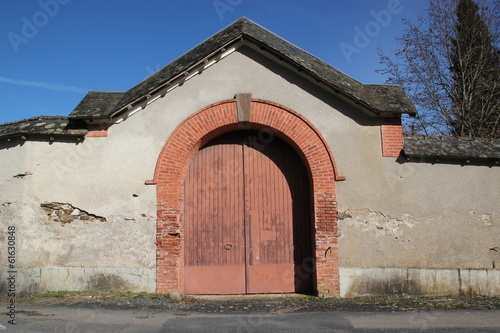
[381,117,403,157]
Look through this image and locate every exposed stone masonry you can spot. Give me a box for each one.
[41,202,106,223]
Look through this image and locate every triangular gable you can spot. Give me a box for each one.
[68,17,416,122]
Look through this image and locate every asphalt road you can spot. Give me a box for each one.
[1,305,499,332]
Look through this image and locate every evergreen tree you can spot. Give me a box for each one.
[451,0,500,138]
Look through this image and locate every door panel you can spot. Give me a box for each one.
[246,264,296,293]
[184,134,246,294]
[184,131,312,294]
[244,136,312,293]
[184,265,246,294]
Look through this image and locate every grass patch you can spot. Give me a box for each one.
[282,295,322,303]
[18,290,183,304]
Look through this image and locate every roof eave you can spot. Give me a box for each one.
[402,153,500,166]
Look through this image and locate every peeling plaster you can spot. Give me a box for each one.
[41,202,107,224]
[338,205,419,240]
[468,211,497,227]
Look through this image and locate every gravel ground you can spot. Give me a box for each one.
[14,292,500,314]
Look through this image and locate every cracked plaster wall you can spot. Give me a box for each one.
[0,48,499,296]
[338,205,499,269]
[336,154,499,272]
[0,138,157,295]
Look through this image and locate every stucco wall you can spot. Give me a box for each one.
[337,161,500,269]
[1,46,498,296]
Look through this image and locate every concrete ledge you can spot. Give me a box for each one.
[0,267,155,297]
[340,267,500,297]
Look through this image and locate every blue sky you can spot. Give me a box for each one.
[0,0,429,124]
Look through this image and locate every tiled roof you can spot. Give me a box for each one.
[0,116,87,141]
[69,91,125,119]
[403,136,500,161]
[0,18,419,141]
[68,17,416,120]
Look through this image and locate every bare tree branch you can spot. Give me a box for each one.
[378,0,500,138]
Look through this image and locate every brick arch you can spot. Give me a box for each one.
[153,99,340,297]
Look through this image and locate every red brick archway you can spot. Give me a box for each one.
[153,99,340,297]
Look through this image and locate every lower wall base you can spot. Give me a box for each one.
[0,267,156,298]
[2,266,499,298]
[340,267,500,297]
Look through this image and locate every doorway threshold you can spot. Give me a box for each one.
[186,293,314,301]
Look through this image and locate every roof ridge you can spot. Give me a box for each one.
[239,17,364,89]
[137,17,247,85]
[87,90,125,94]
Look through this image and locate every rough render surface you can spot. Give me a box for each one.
[338,205,499,269]
[0,48,499,296]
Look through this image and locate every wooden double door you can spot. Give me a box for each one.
[184,130,313,294]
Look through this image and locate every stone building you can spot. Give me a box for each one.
[1,18,499,297]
